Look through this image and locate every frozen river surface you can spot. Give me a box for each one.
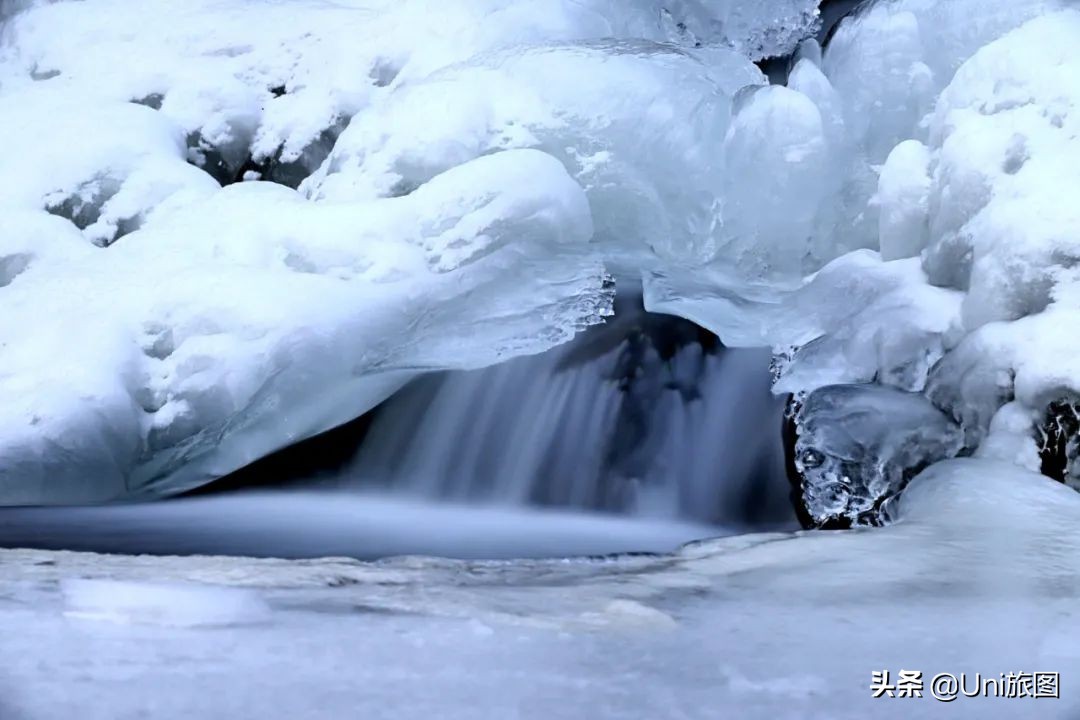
[2,461,1079,720]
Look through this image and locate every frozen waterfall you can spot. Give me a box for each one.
[1,0,1076,546]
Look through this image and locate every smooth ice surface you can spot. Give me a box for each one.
[3,459,1080,720]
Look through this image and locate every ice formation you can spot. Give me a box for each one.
[0,0,816,503]
[5,459,1080,720]
[0,147,610,503]
[1,0,1079,511]
[788,384,964,527]
[650,0,1080,522]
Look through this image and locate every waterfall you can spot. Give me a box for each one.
[344,307,792,528]
[0,307,793,560]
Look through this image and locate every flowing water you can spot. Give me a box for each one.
[346,316,790,527]
[0,306,794,559]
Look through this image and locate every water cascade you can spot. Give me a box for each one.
[346,301,792,528]
[0,303,793,559]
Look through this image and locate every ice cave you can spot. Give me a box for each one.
[2,0,1080,718]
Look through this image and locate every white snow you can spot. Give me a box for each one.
[302,41,764,270]
[886,7,1080,462]
[0,145,610,503]
[61,579,271,627]
[0,0,827,502]
[648,0,1080,474]
[0,0,1078,564]
[3,459,1080,719]
[3,1,1080,715]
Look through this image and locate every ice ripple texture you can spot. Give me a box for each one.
[1,0,1080,503]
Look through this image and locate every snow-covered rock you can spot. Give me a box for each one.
[643,0,1080,520]
[908,8,1080,475]
[303,41,762,270]
[0,148,610,503]
[0,0,817,185]
[0,0,826,503]
[3,0,1080,507]
[0,87,218,247]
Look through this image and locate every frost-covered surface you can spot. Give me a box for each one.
[3,460,1080,719]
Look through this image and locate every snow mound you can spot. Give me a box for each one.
[0,149,609,503]
[0,0,817,185]
[895,458,1080,534]
[0,0,827,502]
[0,87,217,247]
[905,8,1080,474]
[304,41,762,269]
